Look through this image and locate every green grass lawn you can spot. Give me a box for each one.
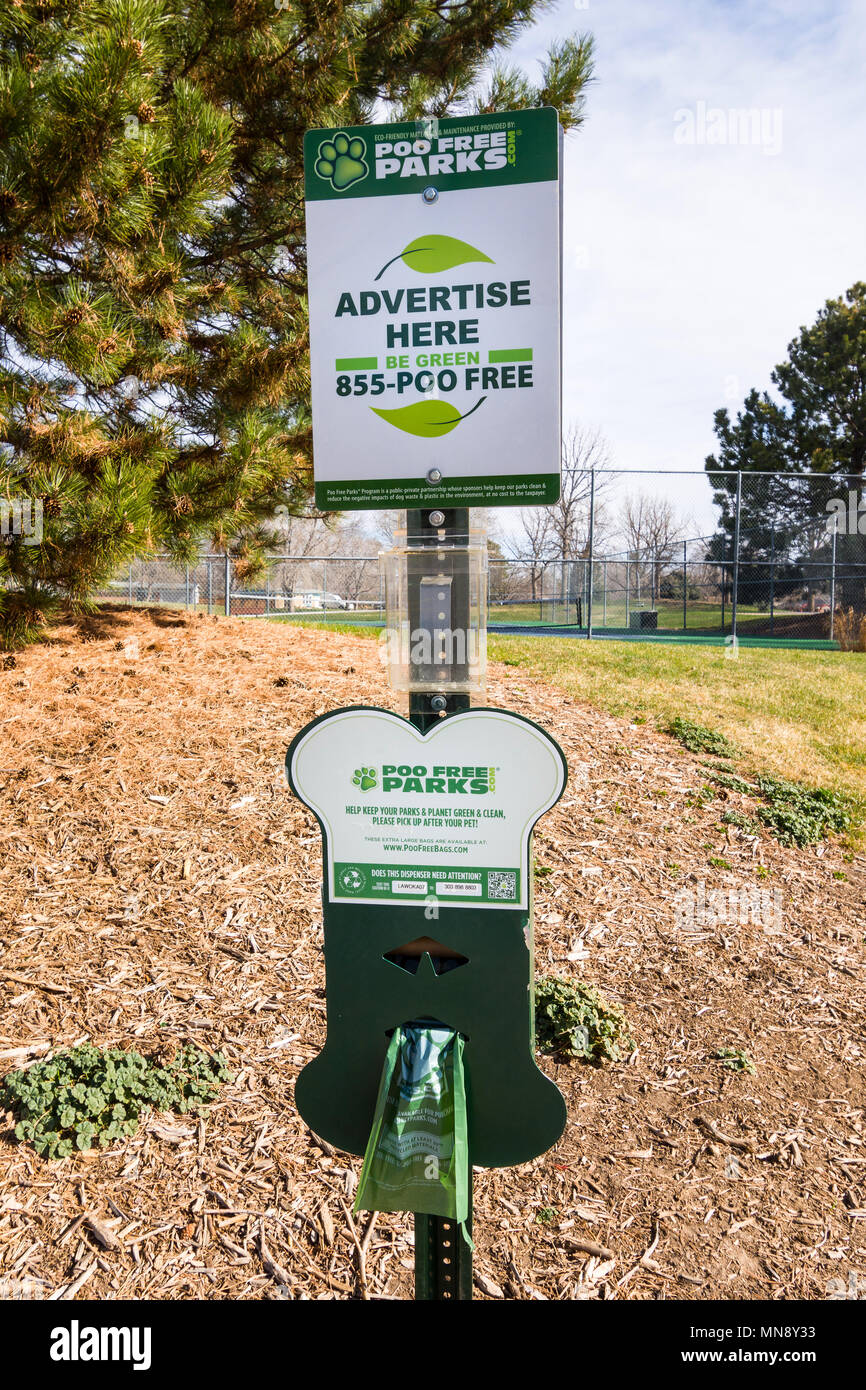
[293,620,864,797]
[239,615,866,841]
[489,633,866,824]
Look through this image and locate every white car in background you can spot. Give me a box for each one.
[289,590,355,611]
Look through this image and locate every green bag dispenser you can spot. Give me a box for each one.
[353,1023,470,1225]
[286,704,568,1168]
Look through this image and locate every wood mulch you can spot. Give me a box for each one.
[0,606,863,1301]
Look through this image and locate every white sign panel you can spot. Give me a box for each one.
[287,707,567,910]
[303,109,561,510]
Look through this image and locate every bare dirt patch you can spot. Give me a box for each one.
[0,608,863,1300]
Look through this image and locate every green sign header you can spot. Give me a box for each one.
[304,107,559,202]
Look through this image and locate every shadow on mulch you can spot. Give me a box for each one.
[55,604,192,643]
[0,1126,19,1152]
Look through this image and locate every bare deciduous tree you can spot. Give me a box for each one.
[619,493,689,604]
[549,426,612,562]
[508,426,612,602]
[269,509,382,600]
[509,506,555,601]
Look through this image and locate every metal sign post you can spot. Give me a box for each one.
[406,506,472,1298]
[287,521,569,1300]
[289,105,567,1303]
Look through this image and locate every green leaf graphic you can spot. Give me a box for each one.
[370,396,486,437]
[375,235,493,281]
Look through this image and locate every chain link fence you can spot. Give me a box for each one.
[98,553,385,622]
[93,470,866,645]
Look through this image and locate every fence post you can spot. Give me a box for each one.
[682,540,687,631]
[625,553,630,629]
[603,558,607,627]
[128,564,133,605]
[225,552,231,617]
[586,465,595,639]
[769,527,775,636]
[207,559,213,615]
[731,471,742,641]
[185,564,190,610]
[830,519,837,642]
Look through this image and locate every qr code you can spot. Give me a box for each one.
[487,871,517,901]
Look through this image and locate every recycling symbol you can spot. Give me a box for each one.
[339,866,366,893]
[315,133,368,191]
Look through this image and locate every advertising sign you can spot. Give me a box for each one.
[304,108,561,510]
[287,706,567,910]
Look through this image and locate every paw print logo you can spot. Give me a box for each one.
[315,133,368,191]
[352,766,377,792]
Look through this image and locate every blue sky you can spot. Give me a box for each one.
[505,0,866,529]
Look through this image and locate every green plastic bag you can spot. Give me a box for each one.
[354,1022,469,1227]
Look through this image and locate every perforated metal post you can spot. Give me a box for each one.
[414,1209,472,1301]
[406,506,473,1301]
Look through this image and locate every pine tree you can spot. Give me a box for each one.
[1,0,594,644]
[704,284,866,609]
